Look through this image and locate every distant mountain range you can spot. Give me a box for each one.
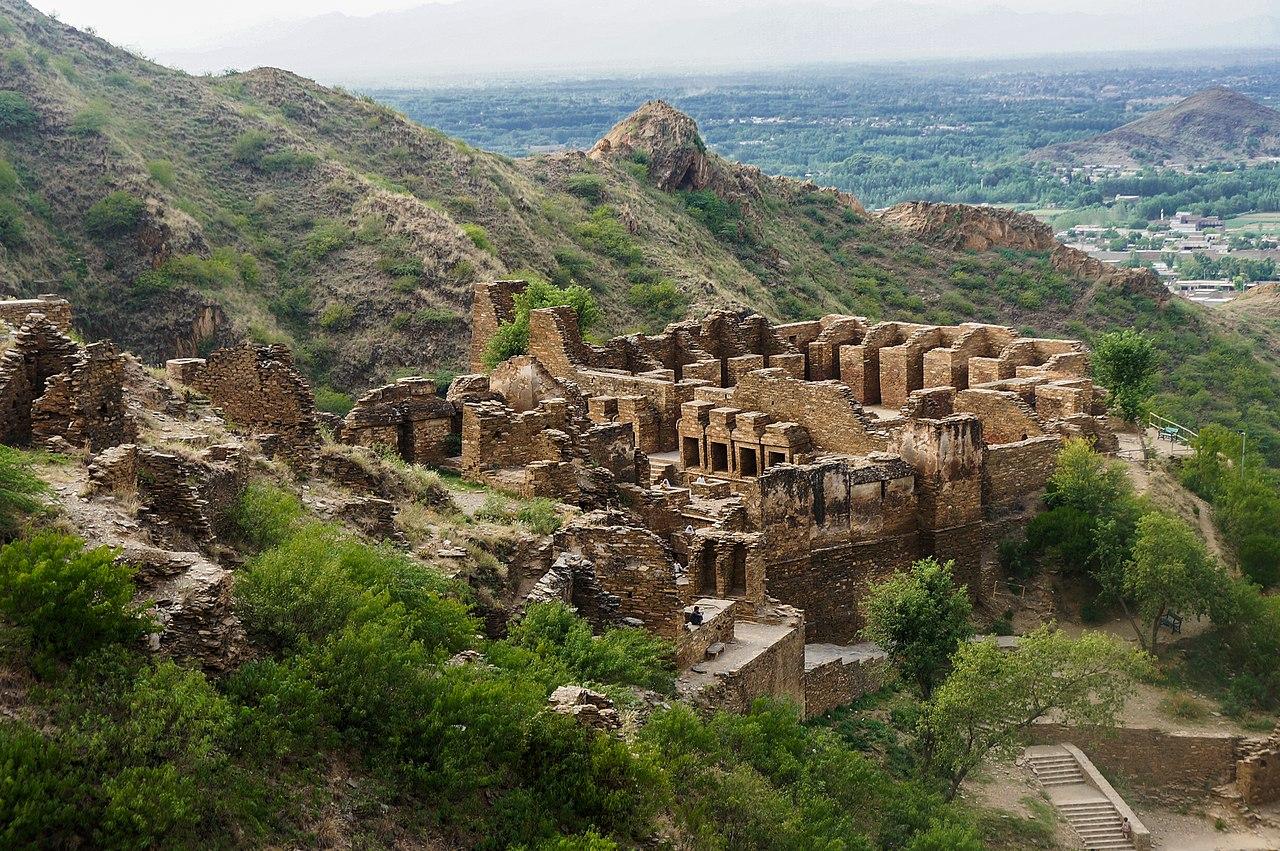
[1031,87,1280,167]
[153,0,1280,83]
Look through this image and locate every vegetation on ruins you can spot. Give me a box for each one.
[0,475,1026,848]
[0,532,151,672]
[483,275,601,369]
[1092,329,1157,422]
[861,557,973,698]
[919,628,1151,801]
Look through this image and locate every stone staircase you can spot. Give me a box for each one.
[1027,749,1086,787]
[1026,745,1139,850]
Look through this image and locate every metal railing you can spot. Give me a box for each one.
[1147,412,1198,446]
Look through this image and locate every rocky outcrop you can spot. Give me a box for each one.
[590,100,712,192]
[878,201,1056,252]
[879,201,1167,302]
[548,685,621,731]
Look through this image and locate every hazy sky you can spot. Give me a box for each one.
[32,0,1276,52]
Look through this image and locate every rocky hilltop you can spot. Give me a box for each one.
[1031,86,1280,166]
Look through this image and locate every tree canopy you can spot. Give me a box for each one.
[861,557,973,697]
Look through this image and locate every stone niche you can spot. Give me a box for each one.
[341,377,458,464]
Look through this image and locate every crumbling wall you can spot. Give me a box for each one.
[31,341,137,451]
[0,295,73,332]
[1238,745,1280,807]
[955,388,1045,445]
[729,369,886,456]
[341,377,458,464]
[167,343,319,468]
[556,514,691,638]
[983,435,1061,508]
[469,279,526,371]
[0,315,93,447]
[89,444,219,552]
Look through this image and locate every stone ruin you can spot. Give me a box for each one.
[461,279,1119,715]
[0,310,136,452]
[0,283,1117,719]
[167,343,321,468]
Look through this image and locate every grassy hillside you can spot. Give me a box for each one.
[2,0,1280,461]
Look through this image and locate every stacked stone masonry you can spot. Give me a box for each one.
[466,280,1116,713]
[167,343,320,468]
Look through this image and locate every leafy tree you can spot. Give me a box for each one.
[0,447,45,541]
[0,90,37,134]
[1124,513,1226,655]
[1092,329,1156,421]
[861,557,973,698]
[0,198,21,248]
[84,190,145,240]
[0,533,152,667]
[920,627,1150,800]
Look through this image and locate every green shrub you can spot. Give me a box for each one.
[482,276,601,369]
[680,189,742,241]
[516,498,561,535]
[0,90,38,134]
[499,601,675,693]
[305,219,351,259]
[627,279,688,323]
[69,103,109,136]
[318,302,354,330]
[0,446,45,540]
[462,222,494,252]
[576,206,642,264]
[146,159,176,189]
[314,386,355,415]
[1239,534,1280,587]
[84,191,145,240]
[0,155,18,195]
[235,522,475,656]
[231,130,271,167]
[260,149,318,173]
[225,482,305,552]
[0,721,78,846]
[565,173,605,203]
[0,533,151,665]
[0,198,22,249]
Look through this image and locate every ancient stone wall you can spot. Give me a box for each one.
[555,514,692,638]
[983,436,1061,508]
[31,341,136,451]
[803,646,890,718]
[89,444,221,552]
[1237,746,1280,806]
[1027,724,1240,795]
[0,312,94,445]
[168,343,319,468]
[341,377,458,464]
[0,295,72,332]
[710,614,807,715]
[729,369,887,456]
[469,279,526,371]
[955,388,1045,445]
